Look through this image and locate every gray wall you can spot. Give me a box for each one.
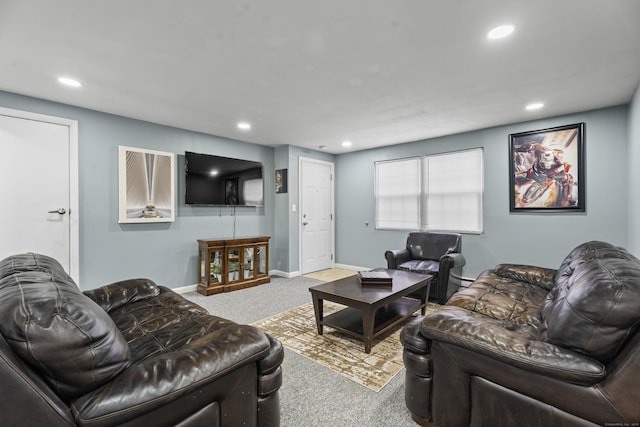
[628,83,640,255]
[335,105,630,278]
[2,89,636,288]
[1,91,275,290]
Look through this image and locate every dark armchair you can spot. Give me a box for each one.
[385,231,466,304]
[0,253,283,427]
[401,241,640,426]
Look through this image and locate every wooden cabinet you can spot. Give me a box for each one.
[197,236,270,296]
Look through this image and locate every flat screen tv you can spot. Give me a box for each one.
[185,151,264,206]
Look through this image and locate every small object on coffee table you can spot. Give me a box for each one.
[358,270,392,286]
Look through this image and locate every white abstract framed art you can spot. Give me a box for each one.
[118,146,175,223]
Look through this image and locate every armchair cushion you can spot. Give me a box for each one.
[398,259,439,275]
[0,265,131,402]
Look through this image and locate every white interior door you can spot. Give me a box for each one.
[0,108,79,280]
[300,157,334,274]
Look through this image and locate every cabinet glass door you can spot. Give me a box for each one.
[200,248,207,284]
[228,248,240,282]
[257,245,267,276]
[243,247,255,280]
[209,249,223,284]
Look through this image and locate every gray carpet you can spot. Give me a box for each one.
[182,275,419,427]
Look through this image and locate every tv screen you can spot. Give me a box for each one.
[185,151,264,206]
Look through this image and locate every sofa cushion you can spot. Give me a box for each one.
[109,286,237,364]
[447,269,548,326]
[0,269,131,402]
[541,241,640,363]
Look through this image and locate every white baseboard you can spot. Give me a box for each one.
[173,265,385,292]
[270,269,301,278]
[173,284,197,294]
[334,263,371,271]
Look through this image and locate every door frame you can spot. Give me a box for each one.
[298,156,335,274]
[0,107,79,280]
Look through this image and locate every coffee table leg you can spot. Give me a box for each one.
[311,294,324,335]
[362,307,374,353]
[420,282,430,315]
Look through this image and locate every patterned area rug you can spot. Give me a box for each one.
[252,300,441,392]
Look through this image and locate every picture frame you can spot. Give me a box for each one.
[118,146,175,223]
[509,123,585,212]
[275,168,288,194]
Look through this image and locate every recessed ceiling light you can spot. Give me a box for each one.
[525,102,544,111]
[58,77,82,88]
[342,140,352,147]
[209,170,219,176]
[237,122,251,130]
[487,24,515,40]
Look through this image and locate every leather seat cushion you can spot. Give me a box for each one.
[447,270,548,326]
[541,241,640,363]
[399,259,440,275]
[0,264,131,402]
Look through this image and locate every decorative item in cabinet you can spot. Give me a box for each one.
[197,236,270,296]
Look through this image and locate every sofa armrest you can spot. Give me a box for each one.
[420,307,605,386]
[495,263,556,291]
[385,248,411,269]
[401,316,430,354]
[71,324,273,426]
[83,278,160,313]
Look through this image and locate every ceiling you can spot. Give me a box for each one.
[1,1,639,154]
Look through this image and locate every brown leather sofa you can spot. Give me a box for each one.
[401,241,640,426]
[386,231,466,304]
[0,253,283,427]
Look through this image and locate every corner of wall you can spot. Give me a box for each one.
[628,81,640,256]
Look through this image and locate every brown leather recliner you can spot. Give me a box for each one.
[0,253,283,427]
[401,241,640,426]
[386,231,466,304]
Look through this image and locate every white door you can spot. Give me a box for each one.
[0,108,79,280]
[300,157,334,274]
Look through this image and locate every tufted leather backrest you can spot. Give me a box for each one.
[540,241,640,363]
[0,253,131,402]
[0,252,72,281]
[406,232,462,261]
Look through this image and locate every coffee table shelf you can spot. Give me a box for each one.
[309,269,432,353]
[322,297,422,339]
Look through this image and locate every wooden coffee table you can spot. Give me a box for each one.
[309,268,432,353]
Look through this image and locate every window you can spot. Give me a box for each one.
[375,148,483,233]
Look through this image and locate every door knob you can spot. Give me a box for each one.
[48,208,67,215]
[302,221,308,226]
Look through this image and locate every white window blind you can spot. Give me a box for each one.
[375,158,420,229]
[375,148,483,233]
